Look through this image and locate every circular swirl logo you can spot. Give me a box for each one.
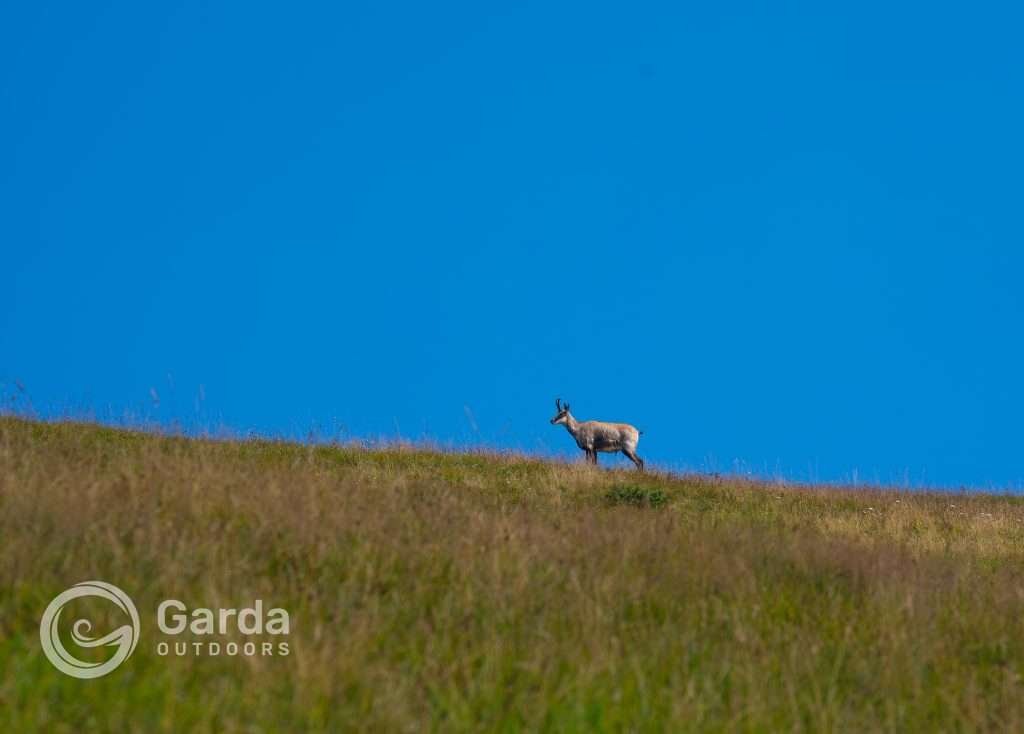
[40,581,140,679]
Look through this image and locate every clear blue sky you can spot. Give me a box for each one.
[2,2,1022,488]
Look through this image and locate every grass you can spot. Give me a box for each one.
[2,416,1024,731]
[604,484,669,509]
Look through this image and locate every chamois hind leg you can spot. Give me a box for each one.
[623,448,644,471]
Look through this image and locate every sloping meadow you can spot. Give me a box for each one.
[2,417,1024,731]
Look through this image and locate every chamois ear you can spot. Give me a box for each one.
[555,397,562,412]
[564,402,570,413]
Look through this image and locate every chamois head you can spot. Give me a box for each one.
[550,397,572,425]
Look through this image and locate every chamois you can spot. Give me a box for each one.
[549,398,644,470]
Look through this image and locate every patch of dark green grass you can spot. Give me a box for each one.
[604,484,669,509]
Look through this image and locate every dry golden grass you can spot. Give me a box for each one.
[1,416,1023,731]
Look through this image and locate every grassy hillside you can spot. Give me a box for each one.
[2,417,1024,732]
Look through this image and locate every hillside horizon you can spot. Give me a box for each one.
[1,411,1017,495]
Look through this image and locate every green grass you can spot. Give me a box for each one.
[2,416,1024,731]
[604,484,669,508]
